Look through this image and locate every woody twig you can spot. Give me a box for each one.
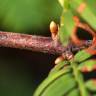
[0,20,94,55]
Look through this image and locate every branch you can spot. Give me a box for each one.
[0,30,92,55]
[0,31,66,55]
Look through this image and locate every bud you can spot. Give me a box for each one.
[50,21,58,40]
[55,56,64,64]
[50,21,58,34]
[62,52,73,60]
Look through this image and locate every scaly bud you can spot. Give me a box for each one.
[55,56,64,64]
[50,21,58,33]
[50,21,58,40]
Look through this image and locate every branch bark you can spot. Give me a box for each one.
[0,31,66,55]
[0,31,92,55]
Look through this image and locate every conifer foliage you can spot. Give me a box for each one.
[34,0,96,96]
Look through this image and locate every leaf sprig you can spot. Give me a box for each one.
[34,0,96,96]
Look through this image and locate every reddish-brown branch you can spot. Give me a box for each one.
[0,31,66,55]
[0,29,93,55]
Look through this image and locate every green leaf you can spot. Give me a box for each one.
[59,10,75,45]
[67,89,80,96]
[59,25,69,45]
[34,70,76,96]
[58,0,64,7]
[49,61,70,76]
[70,61,89,96]
[70,0,96,30]
[34,61,90,96]
[74,50,92,63]
[40,74,76,96]
[78,59,96,72]
[86,79,96,92]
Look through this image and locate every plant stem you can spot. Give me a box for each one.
[0,31,66,55]
[0,31,92,55]
[71,61,89,96]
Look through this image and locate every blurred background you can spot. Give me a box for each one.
[0,0,62,96]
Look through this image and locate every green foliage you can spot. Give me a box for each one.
[59,10,75,45]
[34,63,76,96]
[34,0,96,96]
[59,0,75,45]
[0,0,61,34]
[86,79,96,92]
[34,51,96,96]
[70,0,96,30]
